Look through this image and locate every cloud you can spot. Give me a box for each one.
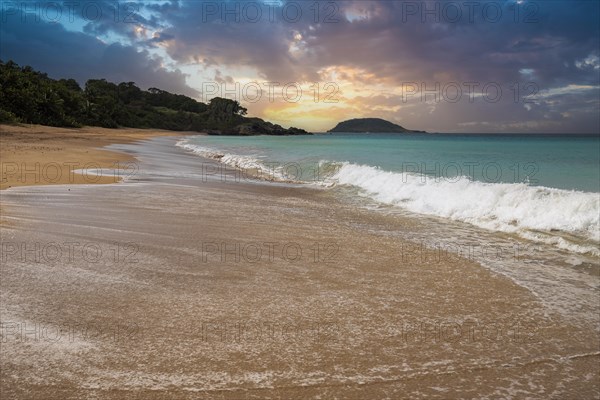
[144,1,599,87]
[0,9,198,97]
[1,0,599,132]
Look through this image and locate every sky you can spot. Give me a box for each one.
[1,0,599,133]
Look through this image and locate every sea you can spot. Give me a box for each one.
[177,133,600,259]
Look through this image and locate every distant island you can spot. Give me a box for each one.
[0,60,309,136]
[328,118,425,133]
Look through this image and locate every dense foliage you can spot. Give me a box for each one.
[0,60,307,135]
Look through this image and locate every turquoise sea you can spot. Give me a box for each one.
[178,133,600,255]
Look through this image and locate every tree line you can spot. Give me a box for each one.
[0,60,254,132]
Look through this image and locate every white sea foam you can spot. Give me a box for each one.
[177,140,297,182]
[176,139,599,255]
[332,162,600,255]
[177,141,263,171]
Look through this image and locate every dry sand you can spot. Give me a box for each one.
[0,127,598,399]
[0,124,193,190]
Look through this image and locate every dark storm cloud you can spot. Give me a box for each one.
[3,1,599,88]
[150,0,599,87]
[0,8,197,97]
[80,0,161,39]
[154,0,316,82]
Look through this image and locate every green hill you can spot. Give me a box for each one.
[328,118,424,133]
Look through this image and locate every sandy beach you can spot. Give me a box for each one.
[1,127,599,399]
[0,124,195,226]
[0,124,192,190]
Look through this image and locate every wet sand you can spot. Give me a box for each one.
[1,136,599,399]
[0,124,195,190]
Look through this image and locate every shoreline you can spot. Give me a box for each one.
[0,124,205,191]
[1,131,599,398]
[0,124,201,225]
